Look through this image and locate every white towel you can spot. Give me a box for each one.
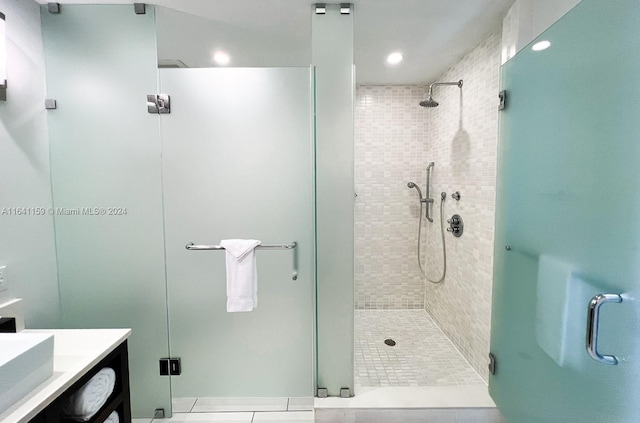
[536,255,593,371]
[104,411,119,423]
[62,367,116,421]
[220,239,261,312]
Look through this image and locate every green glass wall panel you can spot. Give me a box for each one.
[41,6,170,417]
[312,5,355,396]
[490,0,640,421]
[159,67,315,397]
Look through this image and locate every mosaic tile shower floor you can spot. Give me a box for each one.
[355,310,485,389]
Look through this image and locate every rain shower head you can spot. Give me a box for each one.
[419,96,439,108]
[419,79,463,108]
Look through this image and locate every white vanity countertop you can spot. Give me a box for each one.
[0,328,131,423]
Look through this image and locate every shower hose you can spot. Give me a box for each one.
[417,194,447,284]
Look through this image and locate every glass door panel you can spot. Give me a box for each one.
[491,0,640,421]
[41,5,171,417]
[159,68,315,398]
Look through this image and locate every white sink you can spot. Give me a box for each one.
[0,333,54,414]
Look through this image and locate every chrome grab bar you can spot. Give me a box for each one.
[185,242,298,280]
[586,293,622,365]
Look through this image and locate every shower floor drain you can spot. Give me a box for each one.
[384,338,396,346]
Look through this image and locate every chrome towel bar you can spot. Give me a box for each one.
[185,241,298,280]
[185,242,296,251]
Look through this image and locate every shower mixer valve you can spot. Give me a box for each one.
[447,214,463,237]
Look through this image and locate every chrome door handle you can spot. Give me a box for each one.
[586,293,622,365]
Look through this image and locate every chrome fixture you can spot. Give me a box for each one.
[186,241,298,280]
[425,162,435,221]
[451,191,461,201]
[147,94,171,114]
[406,181,424,202]
[407,163,435,221]
[407,184,447,284]
[586,293,622,365]
[340,3,351,14]
[447,214,463,237]
[419,79,463,108]
[315,3,326,14]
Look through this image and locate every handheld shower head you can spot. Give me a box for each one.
[407,181,424,200]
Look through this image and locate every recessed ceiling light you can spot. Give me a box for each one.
[531,40,551,51]
[213,50,231,66]
[386,52,403,65]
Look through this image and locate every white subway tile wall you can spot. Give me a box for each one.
[355,85,430,310]
[422,29,501,381]
[354,28,501,382]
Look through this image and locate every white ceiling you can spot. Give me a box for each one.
[35,0,515,85]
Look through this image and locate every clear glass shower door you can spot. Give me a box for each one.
[490,0,640,421]
[159,68,315,401]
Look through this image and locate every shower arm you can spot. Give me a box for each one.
[427,80,463,97]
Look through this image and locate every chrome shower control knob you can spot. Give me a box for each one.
[447,214,463,238]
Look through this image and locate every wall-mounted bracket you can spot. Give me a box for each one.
[134,3,146,15]
[498,90,507,110]
[48,3,60,14]
[489,353,497,375]
[147,94,170,114]
[317,388,328,398]
[45,99,57,110]
[159,357,181,375]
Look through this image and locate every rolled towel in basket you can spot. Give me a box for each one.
[104,411,119,423]
[62,367,116,421]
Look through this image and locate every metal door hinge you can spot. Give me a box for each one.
[147,94,170,114]
[159,357,181,375]
[134,3,146,14]
[48,3,61,14]
[488,352,497,375]
[498,90,506,111]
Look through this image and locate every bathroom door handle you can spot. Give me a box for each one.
[586,293,622,365]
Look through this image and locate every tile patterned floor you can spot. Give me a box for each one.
[355,309,485,389]
[131,397,314,423]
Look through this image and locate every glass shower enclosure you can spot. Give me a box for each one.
[490,0,640,421]
[42,5,315,417]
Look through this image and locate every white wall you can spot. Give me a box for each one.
[0,0,59,328]
[502,0,582,63]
